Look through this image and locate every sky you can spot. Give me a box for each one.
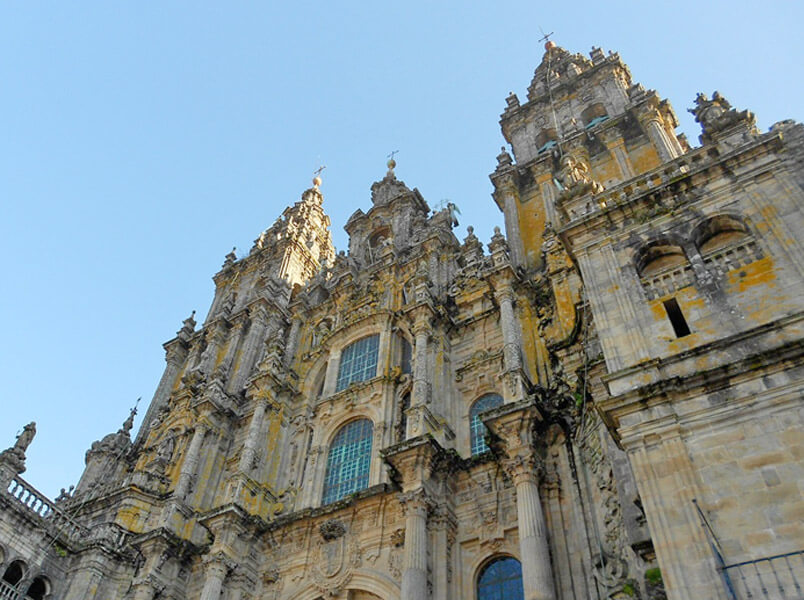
[1,2,802,499]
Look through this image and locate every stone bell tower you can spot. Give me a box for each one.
[491,40,687,271]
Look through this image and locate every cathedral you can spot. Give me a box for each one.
[1,41,802,600]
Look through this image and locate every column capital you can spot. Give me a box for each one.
[483,398,547,480]
[493,283,516,304]
[501,448,546,486]
[383,435,443,491]
[398,488,434,519]
[203,550,237,575]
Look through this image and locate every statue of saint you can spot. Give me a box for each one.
[13,422,36,455]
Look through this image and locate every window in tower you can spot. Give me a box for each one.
[663,297,691,338]
[582,102,609,128]
[25,577,50,600]
[322,418,373,504]
[336,335,380,392]
[477,556,524,600]
[470,393,503,456]
[535,128,558,155]
[400,335,412,374]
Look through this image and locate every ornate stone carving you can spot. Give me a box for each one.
[688,91,757,144]
[555,153,604,200]
[319,518,346,541]
[310,521,361,597]
[0,422,37,474]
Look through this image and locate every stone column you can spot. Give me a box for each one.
[400,489,431,600]
[643,115,677,163]
[284,316,303,367]
[175,422,207,500]
[228,304,270,393]
[431,505,456,600]
[493,178,526,268]
[129,578,157,600]
[485,401,556,600]
[238,397,269,473]
[384,438,442,600]
[496,286,521,372]
[199,558,229,600]
[411,312,431,406]
[198,320,228,376]
[214,314,247,380]
[507,452,555,600]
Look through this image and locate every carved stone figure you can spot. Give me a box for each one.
[555,153,604,199]
[688,91,757,144]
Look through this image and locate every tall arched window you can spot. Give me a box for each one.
[26,576,50,600]
[322,419,373,504]
[336,335,380,392]
[470,394,503,456]
[477,556,524,600]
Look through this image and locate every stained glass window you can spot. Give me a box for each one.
[477,557,524,600]
[322,419,373,504]
[470,393,503,456]
[335,335,380,392]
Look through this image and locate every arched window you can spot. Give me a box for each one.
[470,394,503,456]
[26,576,50,600]
[336,335,380,392]
[692,214,751,255]
[635,240,688,277]
[477,556,524,600]
[2,561,26,587]
[322,419,373,504]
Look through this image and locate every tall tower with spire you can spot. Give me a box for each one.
[492,41,686,272]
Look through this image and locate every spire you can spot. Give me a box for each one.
[120,398,140,435]
[371,153,412,206]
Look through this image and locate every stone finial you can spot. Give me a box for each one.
[496,146,513,170]
[488,226,509,258]
[505,92,520,110]
[178,310,197,341]
[223,247,237,268]
[121,400,139,435]
[688,91,757,145]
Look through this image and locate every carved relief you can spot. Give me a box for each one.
[310,520,361,596]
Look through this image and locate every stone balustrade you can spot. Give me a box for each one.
[5,476,88,541]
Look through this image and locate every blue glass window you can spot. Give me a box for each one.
[336,335,380,392]
[322,419,373,504]
[477,557,524,600]
[470,394,503,456]
[585,114,610,129]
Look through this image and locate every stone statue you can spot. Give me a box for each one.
[13,422,36,455]
[555,153,604,200]
[156,435,175,463]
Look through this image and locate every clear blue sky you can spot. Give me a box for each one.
[1,2,801,498]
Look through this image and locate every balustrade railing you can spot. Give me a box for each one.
[5,476,88,541]
[722,550,804,600]
[0,579,18,600]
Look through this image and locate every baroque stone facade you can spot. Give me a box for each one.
[1,41,802,600]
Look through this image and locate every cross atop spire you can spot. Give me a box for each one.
[539,28,556,51]
[312,165,326,188]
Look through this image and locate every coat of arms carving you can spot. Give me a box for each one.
[310,519,361,596]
